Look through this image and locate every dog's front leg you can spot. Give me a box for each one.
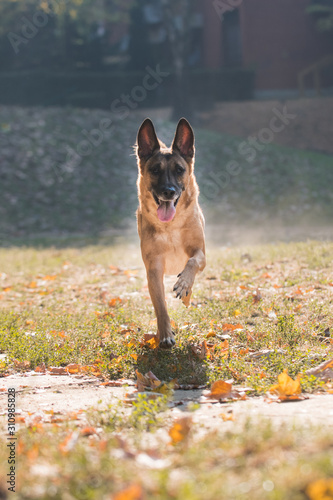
[173,249,206,307]
[146,260,175,349]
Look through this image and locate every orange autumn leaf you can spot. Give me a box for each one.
[42,275,57,280]
[26,443,39,461]
[15,416,25,423]
[269,370,302,401]
[222,323,244,332]
[27,281,37,288]
[207,331,216,338]
[66,363,81,374]
[306,478,333,500]
[199,340,210,360]
[169,416,192,445]
[219,339,229,350]
[123,269,138,277]
[261,272,271,279]
[220,412,235,422]
[49,366,68,375]
[3,286,12,292]
[59,432,76,454]
[14,359,30,369]
[209,380,233,400]
[136,370,150,392]
[113,483,143,500]
[141,333,159,349]
[81,427,96,437]
[109,297,122,307]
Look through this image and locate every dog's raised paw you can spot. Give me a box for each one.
[173,273,193,301]
[159,336,176,349]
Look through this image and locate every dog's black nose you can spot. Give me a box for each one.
[162,187,176,199]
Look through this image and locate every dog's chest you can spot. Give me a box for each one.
[158,230,188,276]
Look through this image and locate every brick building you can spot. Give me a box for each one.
[201,0,333,93]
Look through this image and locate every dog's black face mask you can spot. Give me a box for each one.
[148,154,185,222]
[137,118,195,222]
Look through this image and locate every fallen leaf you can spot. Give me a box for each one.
[14,360,30,369]
[169,416,192,445]
[49,367,68,375]
[81,427,96,437]
[252,288,262,304]
[140,333,159,349]
[222,323,244,332]
[113,483,143,500]
[207,331,216,338]
[306,478,333,500]
[208,380,233,399]
[109,297,122,307]
[269,370,304,401]
[306,358,333,381]
[220,412,235,421]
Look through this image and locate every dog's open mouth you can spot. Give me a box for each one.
[153,193,180,223]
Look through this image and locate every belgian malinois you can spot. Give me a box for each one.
[136,118,206,348]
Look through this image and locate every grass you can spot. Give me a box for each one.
[0,240,332,387]
[0,106,333,237]
[0,240,333,498]
[1,408,333,499]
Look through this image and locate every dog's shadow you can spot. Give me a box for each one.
[136,342,209,387]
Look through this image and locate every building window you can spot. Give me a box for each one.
[222,9,242,67]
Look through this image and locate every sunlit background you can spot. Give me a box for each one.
[0,0,333,243]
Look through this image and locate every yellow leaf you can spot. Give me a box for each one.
[233,309,241,317]
[220,412,235,422]
[169,417,192,445]
[306,478,333,500]
[269,369,301,400]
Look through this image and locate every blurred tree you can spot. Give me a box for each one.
[307,0,333,32]
[161,0,199,121]
[0,0,132,70]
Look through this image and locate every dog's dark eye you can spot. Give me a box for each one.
[150,165,161,176]
[176,165,185,175]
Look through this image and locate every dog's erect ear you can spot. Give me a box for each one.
[137,118,160,160]
[172,118,195,159]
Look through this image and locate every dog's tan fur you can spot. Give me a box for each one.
[136,118,206,348]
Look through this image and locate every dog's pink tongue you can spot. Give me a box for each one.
[157,201,176,222]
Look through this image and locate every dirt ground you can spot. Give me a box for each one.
[139,97,333,155]
[1,373,333,433]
